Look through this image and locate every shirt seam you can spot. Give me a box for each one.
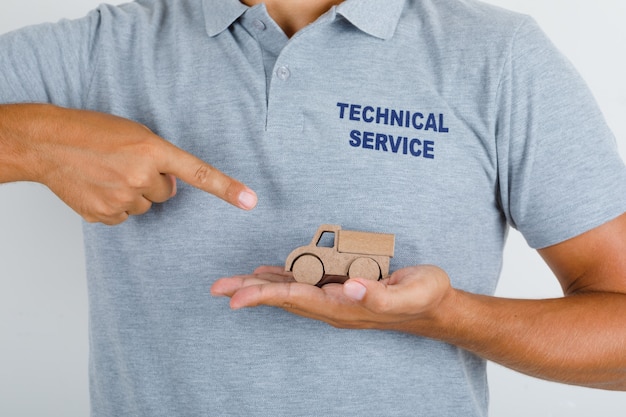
[82,9,105,109]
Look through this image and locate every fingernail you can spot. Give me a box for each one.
[344,281,367,301]
[238,189,257,210]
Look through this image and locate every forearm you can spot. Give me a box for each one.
[407,289,626,390]
[0,103,55,184]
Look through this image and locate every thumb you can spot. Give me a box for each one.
[159,141,257,210]
[343,279,369,301]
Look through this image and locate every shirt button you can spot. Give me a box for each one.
[252,19,266,31]
[276,65,291,81]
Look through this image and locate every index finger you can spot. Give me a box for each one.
[159,142,257,210]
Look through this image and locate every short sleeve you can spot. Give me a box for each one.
[0,10,101,108]
[495,17,626,249]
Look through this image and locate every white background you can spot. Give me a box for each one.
[1,1,625,416]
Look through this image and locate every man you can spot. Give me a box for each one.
[1,1,625,416]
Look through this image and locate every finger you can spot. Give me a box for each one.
[342,278,392,310]
[343,280,368,301]
[166,174,177,198]
[97,210,130,226]
[142,173,177,203]
[253,265,294,278]
[211,271,295,296]
[158,143,257,210]
[211,276,274,297]
[228,281,328,310]
[125,196,153,216]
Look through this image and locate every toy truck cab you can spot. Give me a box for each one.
[285,224,395,286]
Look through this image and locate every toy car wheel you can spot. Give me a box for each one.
[348,257,380,281]
[292,255,324,285]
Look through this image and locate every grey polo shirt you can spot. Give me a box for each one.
[1,0,625,416]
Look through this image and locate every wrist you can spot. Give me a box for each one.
[382,265,464,340]
[407,285,466,341]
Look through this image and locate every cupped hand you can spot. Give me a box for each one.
[211,265,453,331]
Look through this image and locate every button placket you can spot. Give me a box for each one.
[275,65,291,81]
[252,19,266,31]
[267,58,303,132]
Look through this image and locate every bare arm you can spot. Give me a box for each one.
[212,212,626,390]
[0,104,257,224]
[422,212,626,389]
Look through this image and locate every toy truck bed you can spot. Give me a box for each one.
[337,230,395,257]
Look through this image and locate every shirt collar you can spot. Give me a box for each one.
[203,0,249,37]
[335,0,406,40]
[203,0,407,40]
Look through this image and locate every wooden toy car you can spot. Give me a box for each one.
[285,224,395,286]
